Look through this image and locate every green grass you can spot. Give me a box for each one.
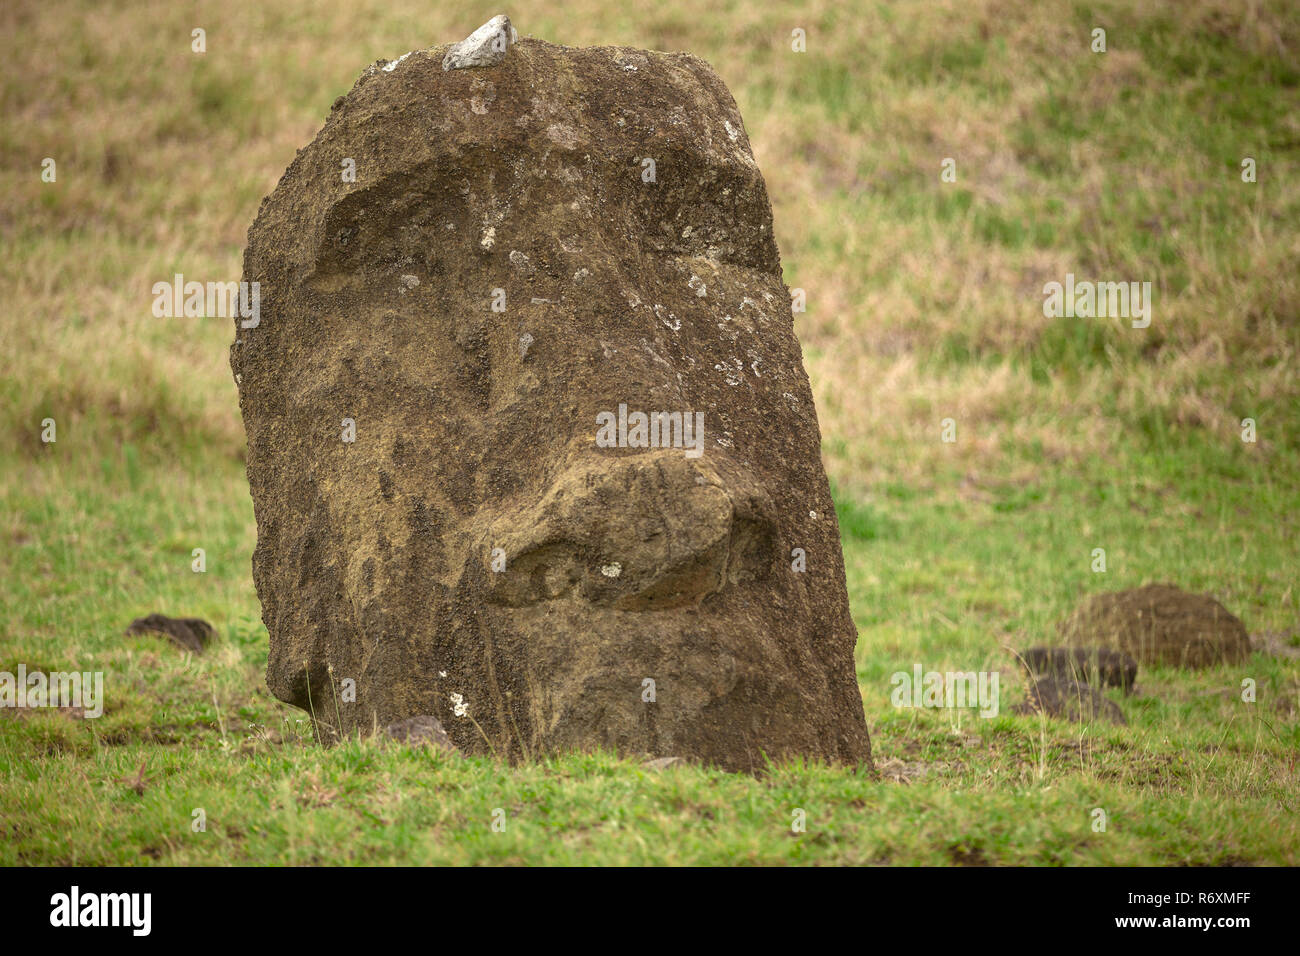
[1,0,1297,864]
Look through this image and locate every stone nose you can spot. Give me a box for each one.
[485,451,777,610]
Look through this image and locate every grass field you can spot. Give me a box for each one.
[2,0,1298,864]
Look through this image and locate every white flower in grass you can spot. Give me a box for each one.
[450,692,469,718]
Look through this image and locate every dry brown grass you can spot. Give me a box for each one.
[1,0,1296,490]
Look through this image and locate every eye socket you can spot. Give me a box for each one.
[621,169,777,273]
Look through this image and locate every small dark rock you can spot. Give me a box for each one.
[642,756,685,771]
[124,614,215,654]
[1019,645,1138,694]
[1014,677,1127,725]
[384,715,458,754]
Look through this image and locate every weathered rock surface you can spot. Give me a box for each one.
[232,23,871,772]
[1057,584,1249,669]
[442,14,518,71]
[384,715,458,753]
[642,756,686,771]
[1018,645,1137,694]
[1014,677,1127,725]
[124,614,215,654]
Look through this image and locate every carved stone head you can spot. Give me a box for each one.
[233,31,871,771]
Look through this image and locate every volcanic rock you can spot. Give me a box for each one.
[124,614,215,654]
[1057,584,1249,669]
[1018,645,1138,694]
[1014,677,1127,725]
[231,20,871,772]
[384,715,458,753]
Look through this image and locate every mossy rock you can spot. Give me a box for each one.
[1057,583,1249,669]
